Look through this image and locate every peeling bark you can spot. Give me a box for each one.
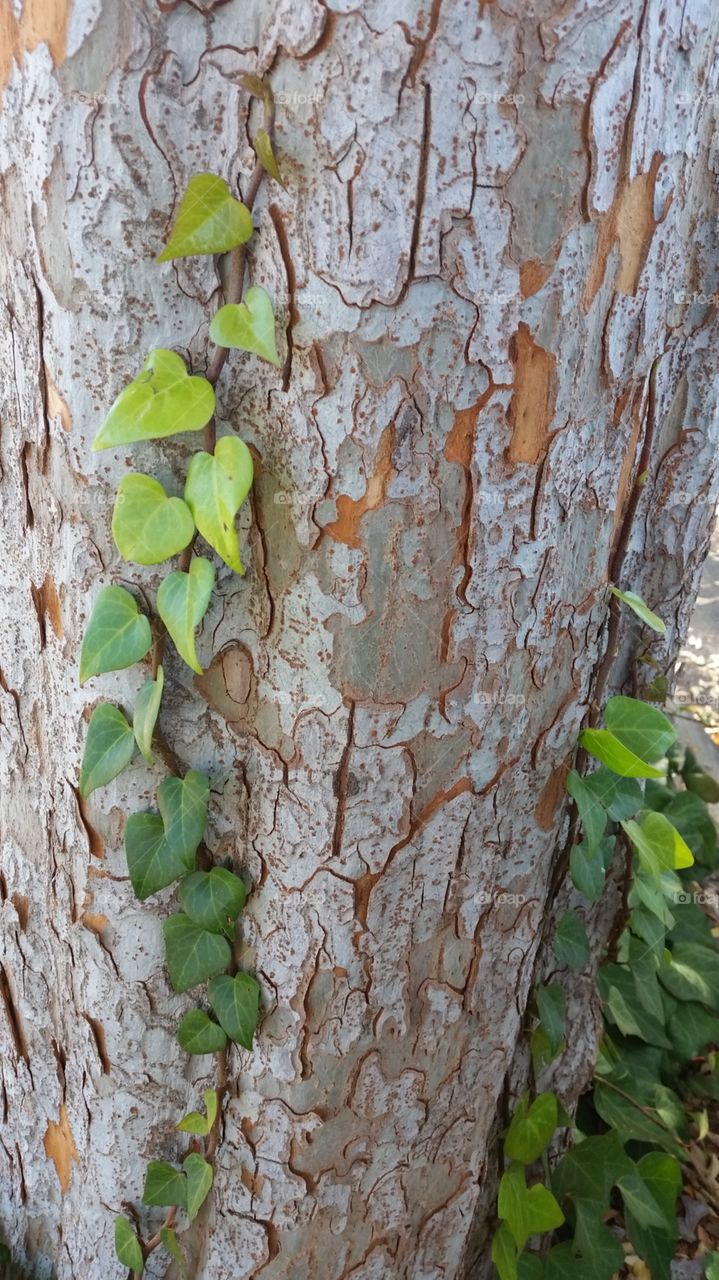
[1,2,719,1278]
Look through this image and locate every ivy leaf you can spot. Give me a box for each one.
[566,771,606,853]
[623,1153,680,1280]
[569,1202,626,1280]
[163,914,231,994]
[663,790,717,866]
[157,557,214,674]
[604,696,676,763]
[178,1088,218,1136]
[93,349,215,450]
[491,1222,518,1280]
[184,436,254,574]
[142,1160,187,1208]
[659,942,719,1010]
[112,474,195,566]
[253,129,284,186]
[157,173,253,261]
[504,1093,558,1164]
[610,587,666,634]
[616,1172,667,1228]
[621,812,694,875]
[115,1217,144,1273]
[210,286,280,366]
[79,704,135,799]
[177,1008,228,1055]
[582,767,643,821]
[597,962,671,1048]
[133,666,164,765]
[552,1130,632,1210]
[125,812,192,901]
[535,983,565,1058]
[183,1153,213,1222]
[570,840,606,902]
[593,1082,679,1153]
[207,972,260,1049]
[160,1226,186,1274]
[80,585,152,683]
[552,910,589,971]
[179,867,247,936]
[579,729,664,778]
[682,749,719,804]
[498,1166,564,1251]
[157,769,209,864]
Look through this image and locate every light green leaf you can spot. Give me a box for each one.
[79,704,135,798]
[210,286,280,366]
[125,811,192,901]
[179,867,246,936]
[112,474,195,566]
[114,1217,144,1273]
[160,1226,186,1274]
[498,1166,564,1251]
[163,914,231,994]
[80,585,152,683]
[183,1153,213,1222]
[208,972,260,1049]
[157,769,209,864]
[254,129,284,186]
[604,696,676,763]
[552,911,589,971]
[177,1008,228,1055]
[610,587,666,634]
[93,349,215,451]
[157,557,214,674]
[142,1160,187,1208]
[621,812,694,875]
[579,729,664,778]
[705,1253,719,1280]
[157,173,253,261]
[133,666,164,765]
[491,1222,518,1280]
[178,1088,218,1136]
[184,436,253,574]
[505,1093,558,1164]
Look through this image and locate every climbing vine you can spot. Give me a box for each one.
[77,76,283,1275]
[492,589,719,1280]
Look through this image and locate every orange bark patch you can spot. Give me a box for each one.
[0,0,72,95]
[535,760,570,831]
[520,260,552,298]
[506,323,557,465]
[81,911,109,937]
[45,367,72,431]
[324,424,395,548]
[34,573,63,637]
[583,153,665,309]
[43,1104,79,1192]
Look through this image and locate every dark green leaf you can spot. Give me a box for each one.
[163,915,231,994]
[157,769,209,863]
[79,585,152,683]
[663,790,717,866]
[178,867,246,935]
[114,1217,144,1273]
[552,1130,632,1209]
[160,1226,186,1274]
[207,972,260,1049]
[659,943,719,1011]
[125,811,192,900]
[133,666,164,765]
[79,704,135,798]
[535,983,565,1058]
[552,911,589,971]
[176,1008,228,1055]
[142,1160,187,1208]
[183,1153,213,1222]
[566,771,606,853]
[570,840,605,902]
[592,1082,680,1154]
[667,1001,719,1058]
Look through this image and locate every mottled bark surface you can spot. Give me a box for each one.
[1,2,719,1277]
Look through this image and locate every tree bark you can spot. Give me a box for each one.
[1,2,719,1277]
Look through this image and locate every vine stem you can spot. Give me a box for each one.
[136,85,276,1272]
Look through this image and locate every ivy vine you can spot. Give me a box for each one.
[78,76,283,1275]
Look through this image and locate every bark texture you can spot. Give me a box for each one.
[1,2,719,1277]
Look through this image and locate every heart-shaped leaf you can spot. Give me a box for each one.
[207,972,260,1049]
[115,1218,144,1274]
[80,585,152,683]
[178,1088,218,1136]
[142,1161,187,1209]
[184,437,254,574]
[133,666,164,764]
[157,173,253,261]
[604,695,676,762]
[177,1009,228,1055]
[183,1153,213,1222]
[253,129,284,186]
[498,1166,564,1250]
[157,557,214,674]
[179,868,246,935]
[163,914,231,994]
[160,1227,186,1275]
[112,474,195,566]
[209,287,280,366]
[125,811,193,901]
[157,770,209,863]
[93,349,215,451]
[80,704,135,798]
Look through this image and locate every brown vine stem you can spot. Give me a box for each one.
[135,83,276,1274]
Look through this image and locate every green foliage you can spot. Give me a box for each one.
[621,811,693,874]
[210,286,280,366]
[208,972,261,1049]
[504,1093,558,1164]
[142,1161,187,1208]
[160,1226,186,1273]
[125,811,193,900]
[157,769,209,863]
[114,1217,144,1273]
[498,1166,564,1250]
[163,914,232,994]
[610,587,666,634]
[552,910,589,970]
[184,436,254,573]
[80,704,135,798]
[532,983,565,1067]
[157,173,253,261]
[157,557,214,674]
[133,667,164,764]
[112,474,195,565]
[93,350,215,450]
[178,1088,218,1136]
[254,129,284,186]
[80,586,152,683]
[183,1153,213,1222]
[178,867,246,936]
[177,1009,228,1055]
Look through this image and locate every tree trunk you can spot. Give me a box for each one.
[1,2,718,1277]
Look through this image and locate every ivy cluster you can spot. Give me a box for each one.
[492,595,719,1280]
[76,85,283,1275]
